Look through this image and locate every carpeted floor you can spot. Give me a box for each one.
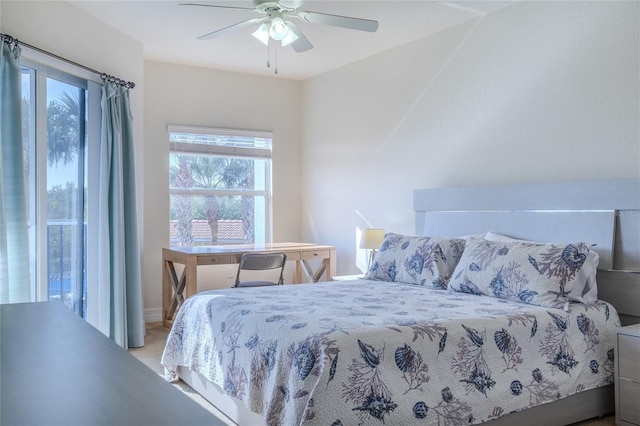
[129,322,616,426]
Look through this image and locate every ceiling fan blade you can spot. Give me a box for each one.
[286,21,313,52]
[180,3,256,12]
[296,10,378,32]
[278,0,306,9]
[197,18,264,40]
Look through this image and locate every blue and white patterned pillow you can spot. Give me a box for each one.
[484,232,599,304]
[449,238,592,308]
[364,233,466,289]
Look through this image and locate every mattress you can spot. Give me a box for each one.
[162,279,620,425]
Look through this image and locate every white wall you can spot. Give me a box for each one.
[1,1,144,160]
[301,1,640,275]
[143,61,303,320]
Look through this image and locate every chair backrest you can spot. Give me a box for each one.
[233,252,287,288]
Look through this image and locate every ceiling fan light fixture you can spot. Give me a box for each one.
[251,22,270,45]
[280,23,299,46]
[187,1,379,59]
[269,17,289,40]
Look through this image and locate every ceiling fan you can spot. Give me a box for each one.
[181,0,379,53]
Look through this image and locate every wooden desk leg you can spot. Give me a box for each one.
[162,259,179,328]
[184,256,198,299]
[312,262,327,282]
[162,259,171,327]
[166,262,187,320]
[295,261,303,284]
[299,249,338,283]
[328,248,337,281]
[163,259,189,328]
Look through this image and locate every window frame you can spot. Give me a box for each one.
[167,124,274,246]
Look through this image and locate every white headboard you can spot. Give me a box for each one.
[413,179,640,325]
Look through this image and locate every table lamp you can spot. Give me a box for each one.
[360,228,385,269]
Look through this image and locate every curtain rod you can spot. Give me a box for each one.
[1,33,135,89]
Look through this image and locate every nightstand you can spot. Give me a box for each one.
[615,323,640,425]
[331,274,364,282]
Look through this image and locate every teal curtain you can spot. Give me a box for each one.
[0,40,30,304]
[98,82,144,349]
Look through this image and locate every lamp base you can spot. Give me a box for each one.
[366,249,377,271]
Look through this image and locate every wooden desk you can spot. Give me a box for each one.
[0,302,223,426]
[162,242,336,327]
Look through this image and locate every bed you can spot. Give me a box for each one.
[162,178,640,425]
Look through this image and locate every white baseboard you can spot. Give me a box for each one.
[144,307,163,323]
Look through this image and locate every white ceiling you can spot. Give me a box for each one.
[69,0,514,80]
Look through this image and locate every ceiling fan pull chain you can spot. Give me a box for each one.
[266,38,271,69]
[275,45,278,75]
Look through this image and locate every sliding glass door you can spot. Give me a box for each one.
[45,76,87,316]
[21,61,95,317]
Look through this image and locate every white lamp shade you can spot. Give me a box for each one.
[280,23,299,46]
[360,229,386,250]
[269,17,289,40]
[252,22,270,45]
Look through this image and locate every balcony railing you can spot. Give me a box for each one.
[47,221,86,318]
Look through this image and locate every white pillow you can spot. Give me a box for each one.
[449,237,594,308]
[485,232,598,304]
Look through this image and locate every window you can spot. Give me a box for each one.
[168,125,272,246]
[21,58,101,317]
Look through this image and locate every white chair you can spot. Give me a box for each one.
[233,252,287,288]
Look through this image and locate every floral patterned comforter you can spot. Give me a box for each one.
[162,280,619,425]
